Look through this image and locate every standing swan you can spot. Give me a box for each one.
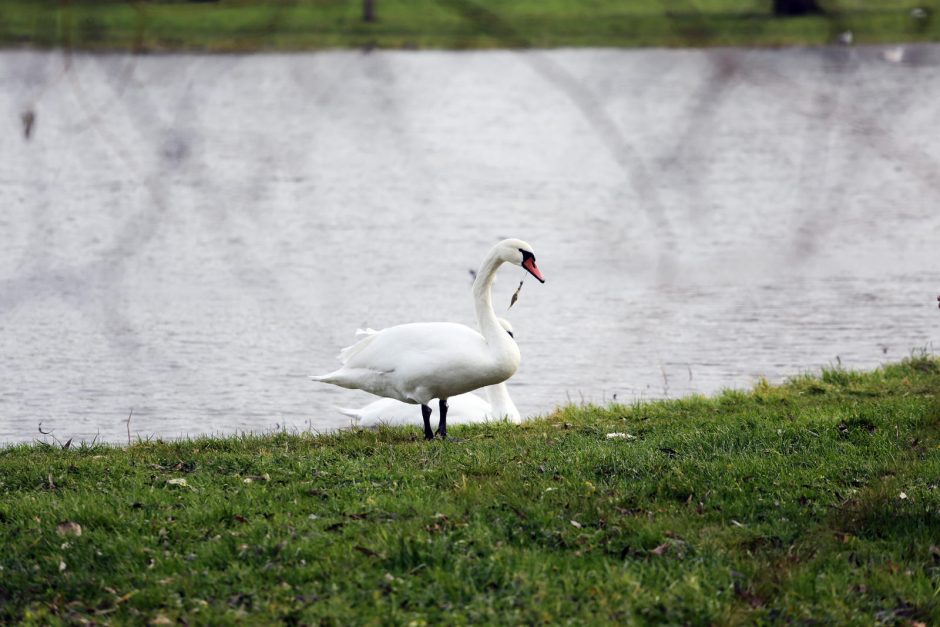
[310,239,545,439]
[335,318,523,428]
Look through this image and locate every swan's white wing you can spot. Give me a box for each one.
[336,323,481,367]
[342,322,486,369]
[314,322,516,404]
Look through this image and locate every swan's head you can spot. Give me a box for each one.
[496,239,545,283]
[496,317,515,338]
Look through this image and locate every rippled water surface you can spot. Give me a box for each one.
[2,46,939,444]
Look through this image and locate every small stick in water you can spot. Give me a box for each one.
[509,280,524,309]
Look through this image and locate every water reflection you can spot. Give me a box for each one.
[0,47,937,443]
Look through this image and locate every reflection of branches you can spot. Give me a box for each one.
[656,50,742,224]
[61,54,140,135]
[791,53,853,259]
[436,0,678,277]
[58,2,147,135]
[430,0,940,276]
[718,48,939,260]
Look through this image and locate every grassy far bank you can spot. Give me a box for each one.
[1,359,940,623]
[1,0,939,52]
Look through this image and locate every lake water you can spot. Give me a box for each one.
[2,45,939,444]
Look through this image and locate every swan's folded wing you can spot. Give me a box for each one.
[340,322,486,375]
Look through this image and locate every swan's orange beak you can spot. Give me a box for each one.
[522,257,545,283]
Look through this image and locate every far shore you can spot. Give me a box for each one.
[2,1,938,53]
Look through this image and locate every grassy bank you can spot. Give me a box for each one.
[1,0,938,52]
[2,358,940,623]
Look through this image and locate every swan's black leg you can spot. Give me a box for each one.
[422,404,434,441]
[437,398,449,439]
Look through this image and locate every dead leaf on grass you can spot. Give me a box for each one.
[56,521,82,537]
[242,474,270,483]
[354,545,382,558]
[733,582,765,608]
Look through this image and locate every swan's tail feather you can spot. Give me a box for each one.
[337,332,378,364]
[334,406,361,419]
[355,328,378,337]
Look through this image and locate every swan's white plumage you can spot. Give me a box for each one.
[333,318,523,426]
[310,238,541,411]
[336,391,492,428]
[313,322,515,405]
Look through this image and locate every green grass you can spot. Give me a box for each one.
[2,357,940,623]
[1,0,939,51]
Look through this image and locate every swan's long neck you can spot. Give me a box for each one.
[472,252,503,340]
[472,250,519,368]
[485,382,521,423]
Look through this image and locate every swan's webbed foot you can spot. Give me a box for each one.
[421,404,434,441]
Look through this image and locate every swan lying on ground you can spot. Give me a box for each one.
[311,238,544,440]
[336,383,520,429]
[335,319,522,428]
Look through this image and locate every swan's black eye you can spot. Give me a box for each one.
[519,249,535,263]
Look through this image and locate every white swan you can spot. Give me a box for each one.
[311,238,544,439]
[335,319,522,428]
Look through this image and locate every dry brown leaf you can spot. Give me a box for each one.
[56,521,82,537]
[509,281,523,309]
[354,545,381,558]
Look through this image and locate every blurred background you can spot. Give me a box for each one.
[1,0,939,443]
